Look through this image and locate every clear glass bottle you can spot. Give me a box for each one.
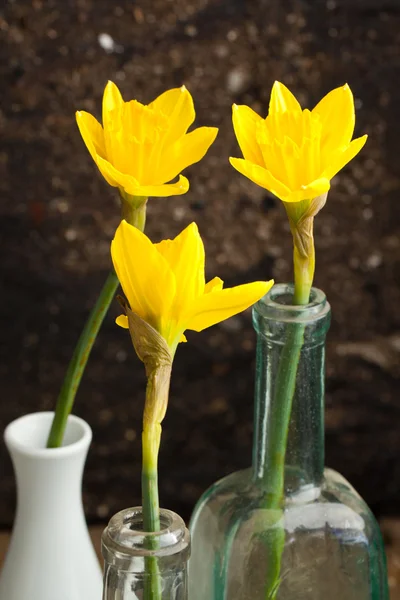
[102,506,190,600]
[189,284,389,600]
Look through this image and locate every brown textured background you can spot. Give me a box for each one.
[1,0,399,570]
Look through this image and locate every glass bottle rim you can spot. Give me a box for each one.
[102,506,190,559]
[254,283,330,325]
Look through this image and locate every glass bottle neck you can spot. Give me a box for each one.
[251,284,331,498]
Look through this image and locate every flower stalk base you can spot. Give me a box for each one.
[120,193,148,231]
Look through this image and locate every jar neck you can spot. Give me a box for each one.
[251,284,331,498]
[102,507,190,600]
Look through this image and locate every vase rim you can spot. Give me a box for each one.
[4,411,92,458]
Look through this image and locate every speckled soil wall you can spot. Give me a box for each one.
[1,0,399,530]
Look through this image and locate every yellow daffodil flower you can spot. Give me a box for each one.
[76,81,218,198]
[111,220,273,353]
[111,221,272,548]
[230,81,367,304]
[230,81,367,203]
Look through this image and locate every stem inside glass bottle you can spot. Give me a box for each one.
[252,284,330,599]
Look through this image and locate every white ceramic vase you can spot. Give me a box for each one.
[0,411,103,600]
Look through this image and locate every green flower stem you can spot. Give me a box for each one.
[283,197,318,305]
[263,321,306,599]
[142,424,161,532]
[263,322,306,508]
[141,359,172,600]
[120,193,148,231]
[262,242,312,599]
[47,195,148,448]
[142,424,162,600]
[122,302,172,598]
[46,270,119,448]
[293,244,315,306]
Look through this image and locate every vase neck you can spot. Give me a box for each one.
[4,412,91,516]
[251,284,331,499]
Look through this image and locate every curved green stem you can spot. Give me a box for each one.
[47,195,148,448]
[46,271,119,447]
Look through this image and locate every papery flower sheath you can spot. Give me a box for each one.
[76,82,218,197]
[111,220,273,352]
[230,81,367,203]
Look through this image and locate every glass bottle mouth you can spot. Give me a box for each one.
[102,507,190,565]
[254,283,331,326]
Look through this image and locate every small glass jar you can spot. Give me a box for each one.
[102,507,190,600]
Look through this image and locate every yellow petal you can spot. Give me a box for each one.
[176,126,218,168]
[180,333,187,343]
[205,277,224,293]
[76,111,106,163]
[283,178,331,203]
[116,315,129,328]
[232,104,264,165]
[149,85,195,144]
[229,158,291,201]
[102,82,124,168]
[157,127,218,183]
[95,154,139,189]
[102,81,125,171]
[111,220,176,329]
[155,222,205,316]
[126,175,190,197]
[269,81,302,115]
[102,81,124,130]
[322,135,367,180]
[186,281,274,332]
[313,84,355,157]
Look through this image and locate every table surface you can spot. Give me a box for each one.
[0,522,399,599]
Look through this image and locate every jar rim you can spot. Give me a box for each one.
[102,506,190,560]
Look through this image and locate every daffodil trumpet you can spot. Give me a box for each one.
[230,81,367,599]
